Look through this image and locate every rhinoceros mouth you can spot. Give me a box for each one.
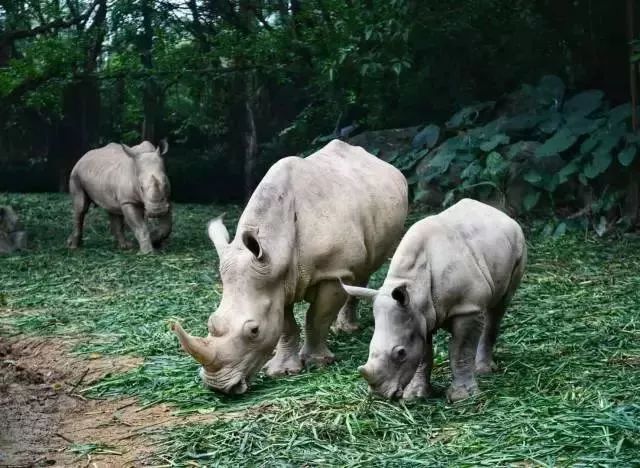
[367,382,404,400]
[145,203,170,218]
[199,367,249,395]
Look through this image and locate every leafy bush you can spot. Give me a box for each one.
[390,76,639,234]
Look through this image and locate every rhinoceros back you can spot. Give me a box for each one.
[70,143,139,213]
[239,139,408,300]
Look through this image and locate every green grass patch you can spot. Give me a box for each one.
[1,192,639,465]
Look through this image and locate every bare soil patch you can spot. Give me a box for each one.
[0,334,213,467]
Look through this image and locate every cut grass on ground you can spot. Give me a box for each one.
[1,192,639,466]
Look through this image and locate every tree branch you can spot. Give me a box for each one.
[0,0,100,46]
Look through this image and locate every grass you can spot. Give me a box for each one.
[1,192,639,466]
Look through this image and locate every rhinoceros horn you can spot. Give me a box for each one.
[171,321,217,366]
[340,280,378,301]
[207,214,230,258]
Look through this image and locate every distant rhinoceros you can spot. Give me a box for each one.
[343,199,526,402]
[67,140,172,254]
[171,139,408,394]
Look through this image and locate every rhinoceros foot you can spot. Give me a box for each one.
[446,382,479,403]
[300,345,335,369]
[263,352,303,377]
[138,244,155,255]
[402,380,433,401]
[66,235,82,249]
[331,317,359,334]
[118,239,136,250]
[475,360,497,375]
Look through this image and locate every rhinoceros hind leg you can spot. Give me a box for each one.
[332,301,359,333]
[332,280,366,334]
[300,281,345,367]
[122,204,153,254]
[109,214,134,249]
[447,310,482,402]
[475,297,509,375]
[264,305,303,377]
[67,178,90,249]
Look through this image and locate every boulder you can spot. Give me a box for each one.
[0,205,27,254]
[347,126,421,161]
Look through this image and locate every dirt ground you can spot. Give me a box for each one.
[0,329,211,467]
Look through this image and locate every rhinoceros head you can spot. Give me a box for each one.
[342,282,428,399]
[121,140,170,218]
[171,215,287,394]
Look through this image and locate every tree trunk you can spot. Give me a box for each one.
[243,90,258,198]
[140,0,160,142]
[55,0,107,192]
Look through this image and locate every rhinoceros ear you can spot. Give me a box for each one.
[121,143,138,159]
[157,138,169,156]
[207,214,230,257]
[340,279,378,301]
[391,285,409,307]
[241,230,263,260]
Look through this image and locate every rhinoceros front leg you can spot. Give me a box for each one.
[300,281,346,367]
[109,214,134,249]
[264,304,303,377]
[447,311,483,402]
[122,204,153,254]
[150,212,172,249]
[403,334,434,400]
[67,177,90,249]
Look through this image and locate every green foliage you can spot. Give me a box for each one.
[401,75,640,233]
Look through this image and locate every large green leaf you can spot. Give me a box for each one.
[563,90,604,117]
[522,190,541,212]
[535,128,578,157]
[412,124,440,149]
[426,149,457,174]
[565,116,604,136]
[479,134,510,152]
[557,160,580,183]
[502,113,544,133]
[618,145,637,167]
[608,103,633,126]
[445,101,495,130]
[538,112,562,134]
[580,130,603,155]
[484,151,508,177]
[460,161,482,180]
[582,150,613,179]
[536,75,565,108]
[523,170,542,184]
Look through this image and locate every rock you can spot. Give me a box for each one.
[0,206,28,254]
[348,126,421,161]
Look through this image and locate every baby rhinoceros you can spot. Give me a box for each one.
[67,140,172,254]
[343,199,526,402]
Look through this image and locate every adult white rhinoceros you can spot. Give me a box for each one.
[172,139,408,394]
[67,140,171,254]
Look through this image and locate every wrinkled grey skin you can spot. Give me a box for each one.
[172,140,408,394]
[0,206,28,254]
[67,140,172,254]
[344,199,526,402]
